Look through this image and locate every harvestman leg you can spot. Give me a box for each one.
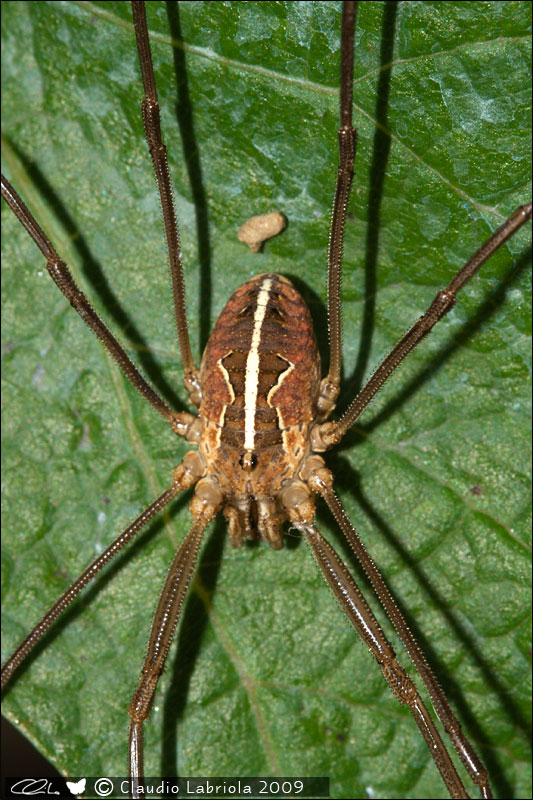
[310,200,531,798]
[0,0,209,728]
[0,132,208,684]
[0,162,210,787]
[322,0,532,430]
[128,509,217,793]
[0,177,177,426]
[127,1,242,790]
[320,0,357,412]
[0,457,203,690]
[313,1,532,798]
[301,521,468,800]
[0,2,211,792]
[320,204,532,445]
[0,0,208,693]
[130,0,200,407]
[322,0,532,433]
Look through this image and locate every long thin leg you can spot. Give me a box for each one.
[315,201,532,448]
[320,487,493,798]
[0,174,178,426]
[301,521,471,800]
[131,1,200,406]
[322,1,358,407]
[1,456,201,689]
[128,512,213,792]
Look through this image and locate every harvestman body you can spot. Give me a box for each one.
[2,2,531,798]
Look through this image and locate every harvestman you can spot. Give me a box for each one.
[1,2,531,798]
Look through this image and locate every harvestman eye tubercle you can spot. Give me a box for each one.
[2,2,531,798]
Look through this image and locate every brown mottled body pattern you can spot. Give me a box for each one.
[199,274,320,546]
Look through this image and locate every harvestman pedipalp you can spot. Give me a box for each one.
[2,1,528,800]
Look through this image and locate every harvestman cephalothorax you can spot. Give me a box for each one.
[2,1,528,800]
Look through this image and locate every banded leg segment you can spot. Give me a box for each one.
[320,487,493,798]
[302,522,470,800]
[128,513,215,787]
[131,1,200,405]
[1,471,193,690]
[320,1,358,414]
[317,202,532,448]
[0,174,176,426]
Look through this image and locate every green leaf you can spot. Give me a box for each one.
[2,2,531,798]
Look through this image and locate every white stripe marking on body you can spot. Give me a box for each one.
[267,356,295,451]
[266,357,294,409]
[214,351,235,448]
[243,276,273,451]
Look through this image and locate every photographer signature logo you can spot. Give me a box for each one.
[9,777,86,796]
[66,778,86,795]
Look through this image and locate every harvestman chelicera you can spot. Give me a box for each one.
[1,2,531,798]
